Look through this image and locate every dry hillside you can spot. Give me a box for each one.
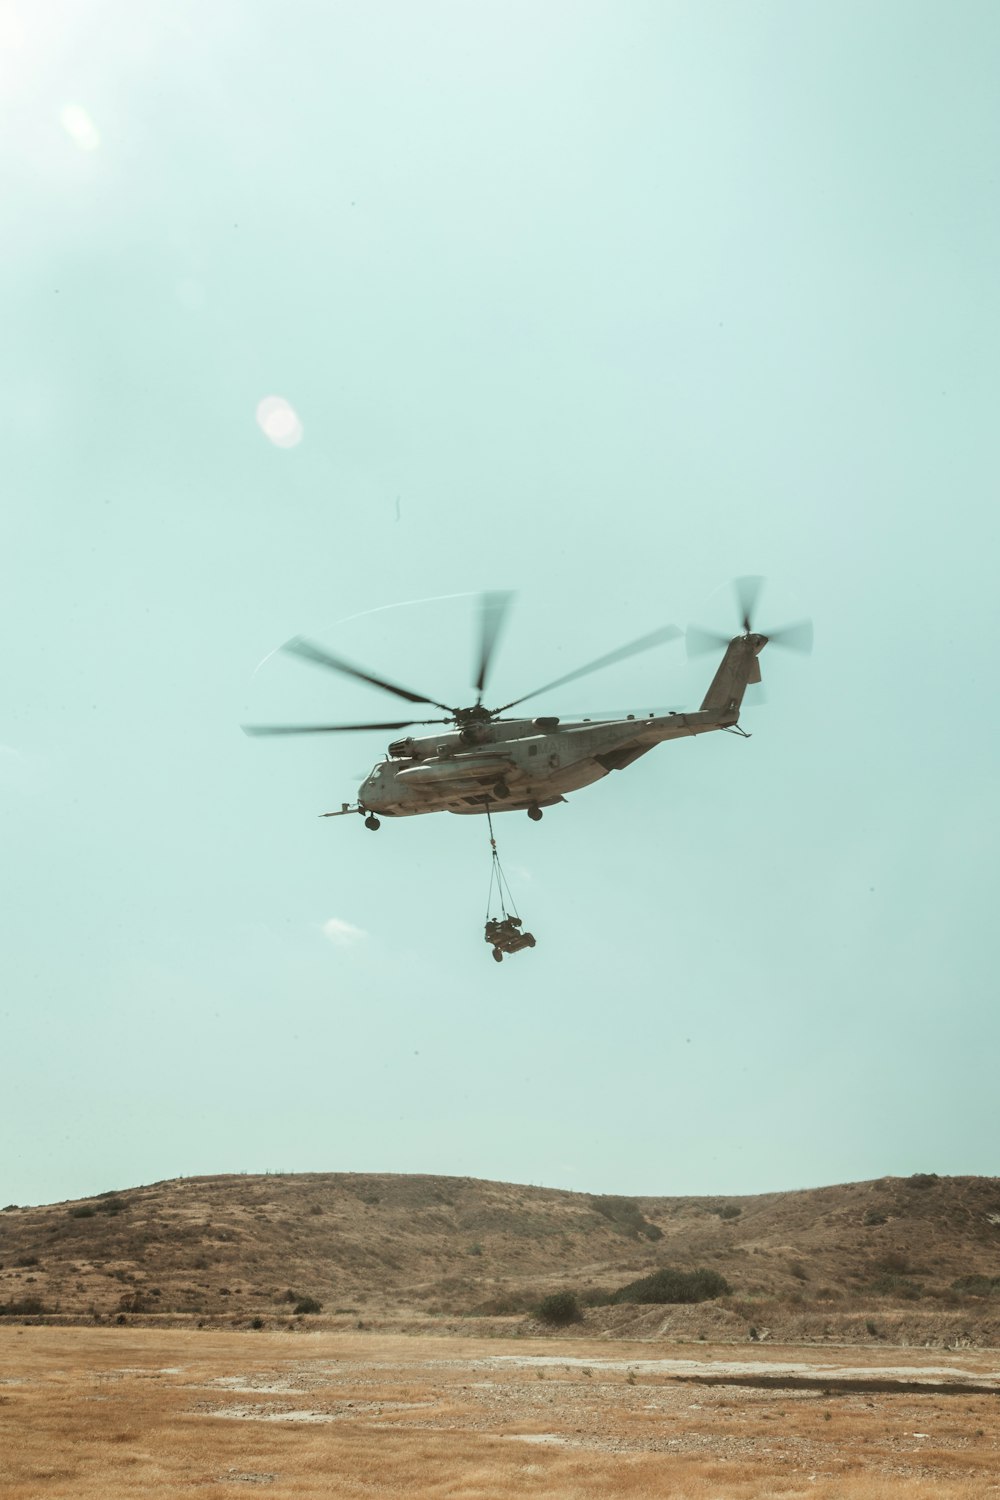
[3,1172,1000,1345]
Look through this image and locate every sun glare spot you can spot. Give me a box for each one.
[60,104,101,152]
[256,395,303,448]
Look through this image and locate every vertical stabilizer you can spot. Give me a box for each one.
[699,634,767,717]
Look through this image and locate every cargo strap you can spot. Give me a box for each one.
[484,805,519,922]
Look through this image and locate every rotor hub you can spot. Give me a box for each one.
[453,703,495,729]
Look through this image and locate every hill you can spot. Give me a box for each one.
[3,1171,1000,1345]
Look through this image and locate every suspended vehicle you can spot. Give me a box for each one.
[483,808,536,962]
[243,580,812,826]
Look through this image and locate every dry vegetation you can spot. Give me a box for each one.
[2,1326,999,1499]
[3,1171,1000,1346]
[4,1176,1000,1497]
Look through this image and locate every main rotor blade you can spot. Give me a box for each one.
[243,718,451,737]
[474,590,515,701]
[496,624,682,712]
[766,618,813,653]
[282,636,457,712]
[685,624,733,658]
[734,575,765,633]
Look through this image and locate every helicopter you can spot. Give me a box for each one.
[243,579,812,829]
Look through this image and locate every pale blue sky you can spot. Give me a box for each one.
[3,1,998,1207]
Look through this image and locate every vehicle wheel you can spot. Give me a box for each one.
[493,780,510,800]
[527,804,542,821]
[364,815,381,830]
[492,947,503,963]
[525,934,536,947]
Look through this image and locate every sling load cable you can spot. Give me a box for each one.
[484,804,519,923]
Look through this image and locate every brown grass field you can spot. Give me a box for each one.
[3,1326,999,1499]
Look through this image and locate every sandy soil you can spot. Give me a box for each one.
[2,1327,1000,1497]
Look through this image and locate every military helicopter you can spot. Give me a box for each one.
[243,580,811,828]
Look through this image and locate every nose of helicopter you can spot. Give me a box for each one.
[359,766,388,809]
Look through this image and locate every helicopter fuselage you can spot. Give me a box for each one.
[347,631,766,818]
[357,705,737,817]
[247,590,806,828]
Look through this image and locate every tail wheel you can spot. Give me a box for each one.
[492,947,503,963]
[527,804,542,821]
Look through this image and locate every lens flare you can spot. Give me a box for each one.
[255,395,303,449]
[60,104,101,151]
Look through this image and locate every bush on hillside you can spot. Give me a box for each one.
[874,1250,911,1275]
[0,1297,46,1316]
[294,1296,323,1314]
[607,1267,730,1305]
[951,1275,1000,1298]
[536,1291,583,1326]
[589,1197,663,1242]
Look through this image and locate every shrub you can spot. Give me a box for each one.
[608,1267,730,1305]
[863,1209,888,1226]
[69,1206,96,1219]
[589,1197,663,1242]
[708,1204,742,1220]
[1,1297,46,1315]
[951,1275,1000,1298]
[906,1173,939,1190]
[536,1291,583,1326]
[250,1316,265,1330]
[96,1197,126,1215]
[293,1296,322,1315]
[875,1250,910,1274]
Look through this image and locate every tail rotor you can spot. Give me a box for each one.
[686,576,813,657]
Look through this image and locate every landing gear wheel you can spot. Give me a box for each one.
[492,947,503,963]
[525,934,536,947]
[527,804,543,821]
[493,780,510,800]
[364,815,381,830]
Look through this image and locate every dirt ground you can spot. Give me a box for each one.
[2,1326,1000,1498]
